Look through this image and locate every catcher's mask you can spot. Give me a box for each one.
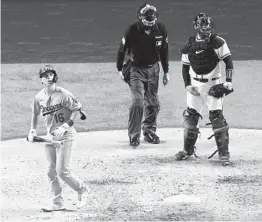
[137,4,159,29]
[39,65,58,83]
[193,12,215,39]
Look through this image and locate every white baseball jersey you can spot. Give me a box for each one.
[181,36,231,79]
[31,86,82,135]
[181,36,231,113]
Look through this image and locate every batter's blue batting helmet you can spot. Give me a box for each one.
[39,65,58,83]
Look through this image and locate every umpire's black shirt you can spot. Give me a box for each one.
[117,21,169,73]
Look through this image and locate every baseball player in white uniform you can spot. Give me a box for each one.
[175,13,234,165]
[27,65,89,211]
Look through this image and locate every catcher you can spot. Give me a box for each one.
[175,13,234,165]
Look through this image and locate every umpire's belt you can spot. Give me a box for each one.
[193,77,219,83]
[134,62,156,68]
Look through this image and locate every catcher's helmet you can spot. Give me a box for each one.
[137,3,159,28]
[39,65,58,83]
[193,12,215,38]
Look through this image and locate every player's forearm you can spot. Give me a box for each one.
[223,56,234,82]
[160,37,169,73]
[160,47,169,73]
[65,111,78,127]
[30,113,39,129]
[117,52,125,71]
[70,111,78,121]
[182,64,191,87]
[116,41,129,71]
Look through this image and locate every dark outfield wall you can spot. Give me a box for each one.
[1,0,262,63]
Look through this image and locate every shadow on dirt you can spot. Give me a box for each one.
[217,175,262,184]
[120,154,262,167]
[155,209,211,221]
[86,178,137,185]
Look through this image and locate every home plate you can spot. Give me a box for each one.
[163,194,201,204]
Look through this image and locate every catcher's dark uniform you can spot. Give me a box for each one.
[116,21,169,141]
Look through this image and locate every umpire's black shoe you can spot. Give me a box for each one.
[144,133,160,144]
[129,137,140,147]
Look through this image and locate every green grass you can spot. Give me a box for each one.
[1,61,262,140]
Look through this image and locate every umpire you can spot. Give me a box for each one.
[116,3,170,147]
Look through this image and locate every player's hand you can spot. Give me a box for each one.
[27,129,37,142]
[79,108,87,120]
[52,123,69,139]
[186,85,200,96]
[45,133,54,141]
[223,82,233,91]
[163,72,170,86]
[118,71,125,81]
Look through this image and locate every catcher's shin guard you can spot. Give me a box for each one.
[208,110,230,160]
[175,108,202,160]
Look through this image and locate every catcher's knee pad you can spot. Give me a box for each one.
[184,108,201,127]
[183,108,202,154]
[209,110,229,157]
[209,110,229,132]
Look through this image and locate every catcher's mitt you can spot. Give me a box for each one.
[208,83,234,99]
[122,59,132,84]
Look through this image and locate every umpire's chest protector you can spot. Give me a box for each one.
[181,34,222,75]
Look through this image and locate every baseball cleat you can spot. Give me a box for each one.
[221,160,231,166]
[129,137,140,148]
[76,183,90,209]
[41,202,66,212]
[174,150,191,161]
[219,153,231,166]
[144,133,160,144]
[174,147,197,161]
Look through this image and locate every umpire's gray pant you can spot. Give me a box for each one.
[128,62,160,139]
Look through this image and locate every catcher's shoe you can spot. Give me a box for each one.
[219,152,231,166]
[129,137,140,147]
[144,133,160,144]
[175,150,191,161]
[174,147,197,161]
[76,183,90,209]
[41,202,66,212]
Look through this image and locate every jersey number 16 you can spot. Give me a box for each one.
[54,113,65,123]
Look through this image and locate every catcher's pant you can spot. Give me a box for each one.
[187,78,223,114]
[45,128,81,204]
[128,62,160,139]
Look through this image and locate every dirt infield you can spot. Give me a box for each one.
[1,128,262,221]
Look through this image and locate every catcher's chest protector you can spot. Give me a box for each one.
[184,34,219,75]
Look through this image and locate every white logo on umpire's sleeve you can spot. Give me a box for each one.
[122,37,125,45]
[156,41,162,46]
